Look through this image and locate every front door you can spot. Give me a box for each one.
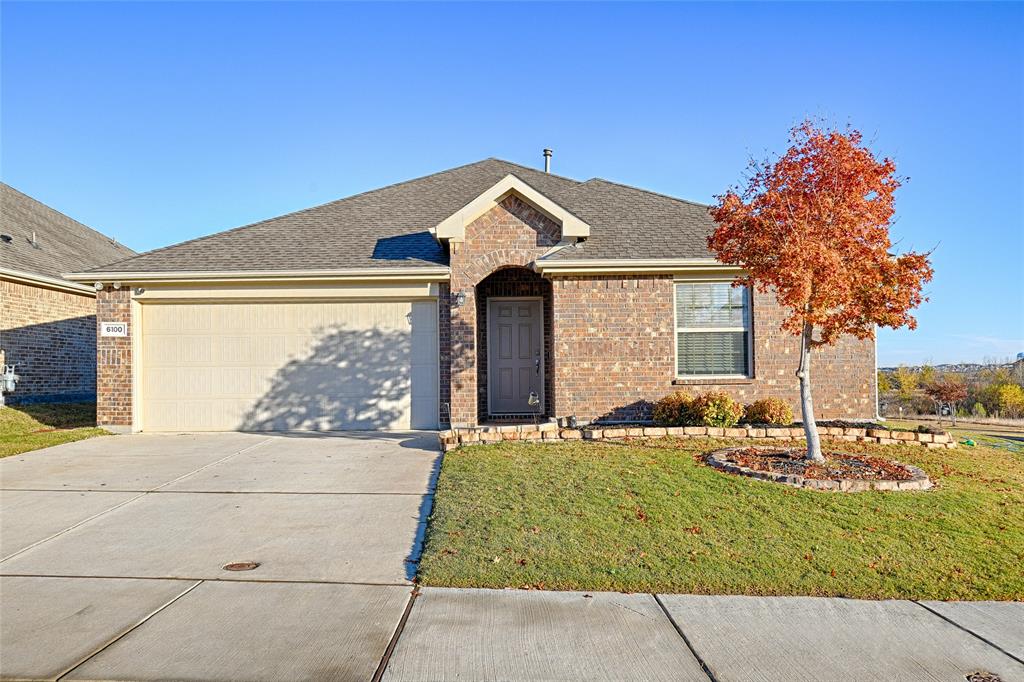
[487,298,543,415]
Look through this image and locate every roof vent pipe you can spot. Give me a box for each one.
[543,148,552,173]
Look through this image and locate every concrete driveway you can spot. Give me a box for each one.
[0,432,438,681]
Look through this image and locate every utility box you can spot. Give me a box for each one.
[0,365,20,406]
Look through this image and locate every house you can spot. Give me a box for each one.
[1,183,136,404]
[66,158,875,432]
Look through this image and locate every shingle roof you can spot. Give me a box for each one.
[0,184,137,281]
[78,158,717,274]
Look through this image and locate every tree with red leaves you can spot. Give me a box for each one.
[709,121,933,461]
[924,375,968,426]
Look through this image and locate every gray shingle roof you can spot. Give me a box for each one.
[0,183,137,281]
[78,158,717,274]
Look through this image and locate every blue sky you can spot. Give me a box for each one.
[2,2,1021,366]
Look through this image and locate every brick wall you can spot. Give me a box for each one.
[551,275,676,422]
[447,195,561,425]
[95,287,132,427]
[0,279,96,403]
[551,276,875,422]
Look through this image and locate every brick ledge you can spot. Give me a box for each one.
[439,424,956,452]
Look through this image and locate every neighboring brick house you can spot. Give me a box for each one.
[68,158,875,433]
[1,184,136,404]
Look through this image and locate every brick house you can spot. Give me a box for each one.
[1,184,136,404]
[67,158,875,432]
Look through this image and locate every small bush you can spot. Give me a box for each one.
[743,397,794,426]
[690,391,744,428]
[652,391,694,426]
[971,402,987,419]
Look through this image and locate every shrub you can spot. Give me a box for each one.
[971,402,987,419]
[690,391,744,428]
[652,391,694,426]
[743,397,794,426]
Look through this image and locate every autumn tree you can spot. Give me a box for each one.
[877,370,892,394]
[709,121,933,461]
[997,383,1024,418]
[892,365,919,408]
[924,374,968,425]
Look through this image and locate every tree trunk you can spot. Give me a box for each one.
[797,321,824,462]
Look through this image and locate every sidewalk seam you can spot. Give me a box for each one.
[653,594,718,682]
[54,579,204,680]
[147,437,274,491]
[0,572,411,587]
[372,588,419,682]
[0,492,148,564]
[0,439,273,565]
[912,600,1024,666]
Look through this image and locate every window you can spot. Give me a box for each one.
[675,282,751,377]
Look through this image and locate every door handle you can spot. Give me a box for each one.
[535,358,540,375]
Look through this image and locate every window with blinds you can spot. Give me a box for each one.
[675,282,751,377]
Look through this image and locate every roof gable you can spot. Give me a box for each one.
[434,174,590,242]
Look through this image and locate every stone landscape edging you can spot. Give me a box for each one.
[705,447,934,492]
[439,423,957,452]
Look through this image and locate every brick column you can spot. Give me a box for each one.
[96,287,132,430]
[437,282,452,426]
[448,284,478,427]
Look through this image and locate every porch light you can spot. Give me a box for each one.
[453,291,467,308]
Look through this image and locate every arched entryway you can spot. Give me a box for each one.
[475,267,553,422]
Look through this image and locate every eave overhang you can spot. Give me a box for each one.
[1,267,96,295]
[63,266,451,286]
[533,258,739,275]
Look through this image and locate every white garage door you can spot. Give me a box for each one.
[140,300,438,432]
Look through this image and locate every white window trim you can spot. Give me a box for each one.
[673,280,753,380]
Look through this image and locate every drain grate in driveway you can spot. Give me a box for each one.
[222,561,260,571]
[967,671,1003,682]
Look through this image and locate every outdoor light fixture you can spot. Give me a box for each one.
[134,287,146,296]
[93,282,103,291]
[453,291,467,307]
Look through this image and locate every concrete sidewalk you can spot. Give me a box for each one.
[379,589,1024,682]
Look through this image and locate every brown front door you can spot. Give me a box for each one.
[487,298,543,415]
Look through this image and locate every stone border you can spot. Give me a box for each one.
[439,422,957,452]
[705,447,933,492]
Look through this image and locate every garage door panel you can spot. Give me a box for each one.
[141,300,437,432]
[146,336,180,364]
[179,336,214,363]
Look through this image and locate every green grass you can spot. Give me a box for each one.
[0,402,109,457]
[418,436,1024,600]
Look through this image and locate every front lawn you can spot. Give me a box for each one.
[418,436,1024,600]
[0,403,109,457]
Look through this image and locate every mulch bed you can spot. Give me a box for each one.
[724,447,915,481]
[705,446,933,491]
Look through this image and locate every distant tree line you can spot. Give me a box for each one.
[879,360,1024,422]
